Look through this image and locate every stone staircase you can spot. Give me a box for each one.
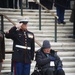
[0,8,75,75]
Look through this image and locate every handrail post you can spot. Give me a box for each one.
[21,0,23,16]
[55,17,58,42]
[39,5,41,30]
[1,15,4,32]
[26,0,28,9]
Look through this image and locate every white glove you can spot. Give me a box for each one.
[16,23,23,29]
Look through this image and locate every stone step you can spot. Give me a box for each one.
[3,58,75,67]
[4,29,73,34]
[4,29,71,33]
[0,17,71,22]
[4,33,73,37]
[5,41,75,47]
[5,41,75,49]
[4,25,73,29]
[1,72,75,75]
[5,41,75,45]
[5,47,75,52]
[65,73,75,75]
[4,52,75,60]
[2,15,71,19]
[2,19,71,22]
[0,8,71,12]
[6,36,75,43]
[2,60,75,72]
[4,33,73,38]
[4,24,73,28]
[57,52,75,57]
[2,61,75,68]
[4,27,73,32]
[33,34,73,37]
[1,66,75,73]
[5,47,75,53]
[3,55,75,61]
[0,11,71,15]
[4,22,73,26]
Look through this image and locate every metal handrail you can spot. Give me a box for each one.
[33,0,58,19]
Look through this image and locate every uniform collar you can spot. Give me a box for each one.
[20,29,28,32]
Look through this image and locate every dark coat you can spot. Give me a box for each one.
[5,26,35,63]
[70,0,75,22]
[40,0,53,9]
[0,32,5,62]
[35,48,62,71]
[0,0,7,8]
[54,0,69,9]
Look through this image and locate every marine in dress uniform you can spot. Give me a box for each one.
[5,17,35,75]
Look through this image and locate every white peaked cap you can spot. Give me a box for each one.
[18,16,29,23]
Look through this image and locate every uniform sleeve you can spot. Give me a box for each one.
[5,26,17,40]
[31,33,35,60]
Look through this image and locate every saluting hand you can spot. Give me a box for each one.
[16,23,23,30]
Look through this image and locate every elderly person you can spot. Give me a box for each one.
[35,40,65,75]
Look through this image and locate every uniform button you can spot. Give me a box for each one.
[25,44,27,46]
[25,39,27,40]
[17,50,19,51]
[25,40,26,42]
[25,37,27,38]
[24,32,26,34]
[25,43,27,45]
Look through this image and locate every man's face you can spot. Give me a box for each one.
[21,23,27,30]
[43,48,51,54]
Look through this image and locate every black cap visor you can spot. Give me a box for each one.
[19,21,28,24]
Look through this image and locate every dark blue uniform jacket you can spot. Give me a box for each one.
[5,26,35,63]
